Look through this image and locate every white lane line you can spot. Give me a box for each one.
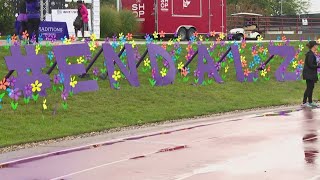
[49,151,158,180]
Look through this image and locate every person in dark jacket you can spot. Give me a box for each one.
[302,41,320,108]
[17,1,28,39]
[25,0,40,44]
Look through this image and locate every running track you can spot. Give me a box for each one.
[0,107,320,180]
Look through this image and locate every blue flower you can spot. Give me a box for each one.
[254,55,261,64]
[111,42,119,49]
[6,35,11,44]
[190,36,196,43]
[48,51,54,61]
[177,47,182,54]
[39,34,43,42]
[227,52,233,59]
[249,61,255,69]
[6,87,12,96]
[59,72,65,84]
[172,56,177,62]
[0,98,2,103]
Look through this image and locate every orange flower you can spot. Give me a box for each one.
[159,31,165,38]
[0,78,9,90]
[181,68,188,77]
[193,31,198,37]
[11,34,17,42]
[244,69,250,76]
[267,65,271,72]
[22,31,29,40]
[282,36,286,41]
[241,42,246,49]
[252,50,258,56]
[162,43,167,50]
[242,60,247,67]
[126,33,133,40]
[210,31,216,37]
[298,59,304,65]
[259,47,264,53]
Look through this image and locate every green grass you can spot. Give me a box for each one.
[0,40,311,147]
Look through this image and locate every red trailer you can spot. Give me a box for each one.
[121,0,226,40]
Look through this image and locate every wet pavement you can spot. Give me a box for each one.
[1,107,320,180]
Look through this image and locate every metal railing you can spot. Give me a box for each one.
[227,15,320,38]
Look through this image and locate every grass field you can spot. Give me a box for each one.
[0,38,313,147]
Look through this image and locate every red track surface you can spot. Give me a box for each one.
[1,108,320,180]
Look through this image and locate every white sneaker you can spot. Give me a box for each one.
[80,38,85,42]
[301,103,312,108]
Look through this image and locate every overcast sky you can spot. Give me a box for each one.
[308,0,319,13]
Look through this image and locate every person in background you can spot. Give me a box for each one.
[302,41,320,108]
[26,0,40,44]
[77,0,89,41]
[16,1,28,40]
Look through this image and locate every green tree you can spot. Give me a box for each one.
[0,0,16,35]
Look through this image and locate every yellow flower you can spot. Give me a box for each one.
[177,36,182,42]
[257,36,264,41]
[89,42,96,51]
[65,39,71,45]
[292,61,298,68]
[70,76,78,88]
[299,44,304,51]
[77,57,84,64]
[153,31,158,39]
[130,40,136,48]
[43,99,47,110]
[224,65,229,73]
[167,39,173,46]
[199,35,203,42]
[35,44,41,54]
[118,33,124,39]
[219,33,225,40]
[178,62,184,70]
[260,69,267,77]
[31,80,42,92]
[144,58,150,67]
[90,34,97,41]
[241,56,246,62]
[112,71,121,81]
[160,68,167,77]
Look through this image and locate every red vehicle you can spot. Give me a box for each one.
[121,0,227,40]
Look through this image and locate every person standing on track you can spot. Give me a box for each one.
[302,41,320,108]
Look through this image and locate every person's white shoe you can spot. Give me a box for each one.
[80,38,85,42]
